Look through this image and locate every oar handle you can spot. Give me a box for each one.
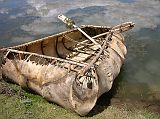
[58,14,101,48]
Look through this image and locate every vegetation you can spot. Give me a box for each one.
[0,80,159,119]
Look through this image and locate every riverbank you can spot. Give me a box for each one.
[0,80,159,119]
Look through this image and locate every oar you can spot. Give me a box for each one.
[58,14,102,48]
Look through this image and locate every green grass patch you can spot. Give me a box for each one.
[0,81,159,119]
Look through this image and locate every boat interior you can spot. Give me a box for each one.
[5,26,111,67]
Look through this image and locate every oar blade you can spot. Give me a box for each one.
[58,14,75,28]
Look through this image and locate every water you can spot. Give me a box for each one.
[0,0,160,113]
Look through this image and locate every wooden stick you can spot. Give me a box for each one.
[68,22,135,46]
[58,14,101,48]
[92,22,135,39]
[78,35,109,76]
[5,49,88,67]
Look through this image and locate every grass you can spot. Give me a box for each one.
[0,80,159,119]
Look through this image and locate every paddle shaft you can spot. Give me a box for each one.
[58,15,101,48]
[72,24,101,48]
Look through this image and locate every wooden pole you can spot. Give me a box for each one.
[58,15,101,48]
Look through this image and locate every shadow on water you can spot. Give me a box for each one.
[87,67,125,117]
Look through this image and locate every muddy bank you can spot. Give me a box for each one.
[0,80,25,97]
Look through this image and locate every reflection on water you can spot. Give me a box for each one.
[0,0,39,46]
[111,25,160,113]
[0,0,160,114]
[125,26,160,91]
[118,0,135,3]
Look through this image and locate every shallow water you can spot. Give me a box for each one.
[0,0,160,113]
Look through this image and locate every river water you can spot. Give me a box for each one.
[0,0,160,114]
